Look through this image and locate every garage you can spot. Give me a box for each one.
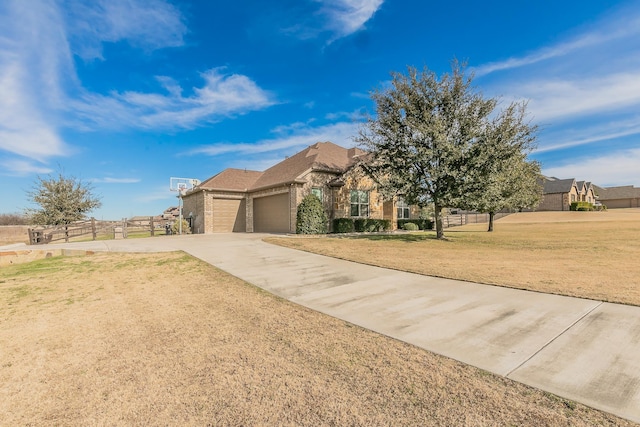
[253,193,291,233]
[212,198,246,232]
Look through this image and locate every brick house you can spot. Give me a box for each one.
[182,141,418,233]
[537,177,597,211]
[593,185,640,208]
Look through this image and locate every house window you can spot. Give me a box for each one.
[311,187,323,201]
[397,199,410,219]
[350,190,369,217]
[571,194,576,202]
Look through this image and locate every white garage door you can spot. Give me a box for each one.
[253,193,290,233]
[212,198,246,232]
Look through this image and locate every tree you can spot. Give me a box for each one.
[25,172,102,226]
[296,194,328,234]
[357,62,496,239]
[461,102,542,231]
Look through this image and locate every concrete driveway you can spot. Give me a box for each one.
[6,233,640,423]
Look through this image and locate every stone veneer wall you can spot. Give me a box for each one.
[332,173,384,220]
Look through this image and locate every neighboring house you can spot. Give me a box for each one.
[537,177,581,211]
[575,181,596,204]
[593,185,640,208]
[182,141,419,233]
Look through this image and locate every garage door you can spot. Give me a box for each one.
[253,193,290,233]
[212,198,246,232]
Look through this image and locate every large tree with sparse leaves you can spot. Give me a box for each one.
[25,172,102,226]
[357,62,497,239]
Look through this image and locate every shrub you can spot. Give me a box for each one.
[333,218,354,233]
[403,222,419,231]
[570,201,594,211]
[398,219,432,230]
[354,218,367,232]
[171,218,191,234]
[296,194,328,234]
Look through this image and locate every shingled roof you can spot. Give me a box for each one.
[543,178,577,194]
[593,185,640,200]
[196,142,366,193]
[199,168,263,192]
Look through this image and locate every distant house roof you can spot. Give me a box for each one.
[543,178,576,194]
[593,185,640,200]
[195,142,366,193]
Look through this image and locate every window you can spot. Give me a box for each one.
[571,194,576,202]
[397,199,410,219]
[350,190,369,217]
[311,187,323,201]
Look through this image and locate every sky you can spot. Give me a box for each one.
[1,0,639,219]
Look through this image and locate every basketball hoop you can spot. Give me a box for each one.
[169,177,201,235]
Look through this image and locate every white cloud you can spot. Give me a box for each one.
[536,116,640,153]
[72,69,276,130]
[0,159,53,176]
[64,0,187,60]
[0,0,72,160]
[519,73,640,123]
[543,149,640,187]
[320,0,384,41]
[189,121,359,157]
[473,5,640,77]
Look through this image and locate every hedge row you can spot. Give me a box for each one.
[332,218,391,233]
[397,219,432,230]
[570,201,594,211]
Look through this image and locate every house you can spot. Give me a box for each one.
[182,141,417,233]
[537,177,580,211]
[575,181,596,204]
[593,185,640,208]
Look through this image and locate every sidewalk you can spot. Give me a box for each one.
[7,234,640,423]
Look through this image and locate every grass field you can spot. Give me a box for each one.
[268,209,640,306]
[0,252,633,426]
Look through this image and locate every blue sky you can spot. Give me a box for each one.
[1,0,639,219]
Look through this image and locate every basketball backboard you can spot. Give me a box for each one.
[169,177,200,195]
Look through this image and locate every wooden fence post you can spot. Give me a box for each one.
[150,216,154,237]
[91,217,97,240]
[64,226,69,243]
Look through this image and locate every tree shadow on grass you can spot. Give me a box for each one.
[332,233,437,243]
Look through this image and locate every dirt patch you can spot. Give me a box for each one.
[0,252,633,426]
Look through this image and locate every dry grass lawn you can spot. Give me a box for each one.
[0,252,634,426]
[268,209,640,306]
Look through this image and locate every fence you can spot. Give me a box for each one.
[27,217,165,245]
[442,211,513,228]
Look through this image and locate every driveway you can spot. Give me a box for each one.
[7,233,640,423]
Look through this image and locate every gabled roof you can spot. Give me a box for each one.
[543,178,577,194]
[199,168,263,192]
[249,141,365,191]
[196,142,366,193]
[593,185,640,200]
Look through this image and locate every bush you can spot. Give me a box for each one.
[570,201,594,211]
[352,218,391,232]
[171,218,191,234]
[403,222,419,231]
[296,195,328,234]
[398,219,432,230]
[333,218,354,233]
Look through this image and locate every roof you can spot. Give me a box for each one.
[199,168,263,192]
[196,142,366,193]
[593,185,640,200]
[543,178,576,194]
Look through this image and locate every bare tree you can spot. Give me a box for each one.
[25,172,102,226]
